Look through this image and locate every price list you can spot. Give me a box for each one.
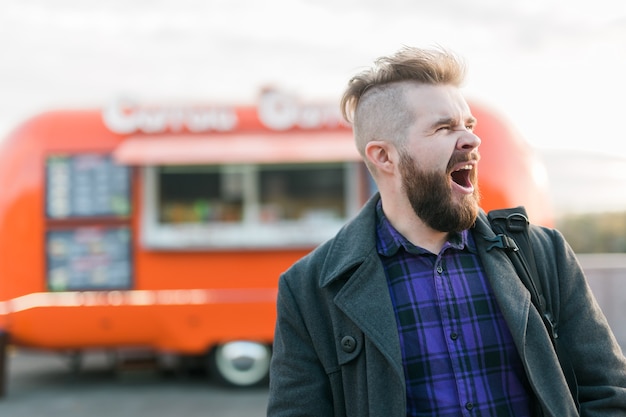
[46,227,132,291]
[46,154,130,219]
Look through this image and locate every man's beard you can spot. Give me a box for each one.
[399,151,481,233]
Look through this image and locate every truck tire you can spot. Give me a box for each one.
[209,341,271,387]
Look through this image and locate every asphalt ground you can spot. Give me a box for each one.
[0,348,269,417]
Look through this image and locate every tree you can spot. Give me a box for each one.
[556,212,626,253]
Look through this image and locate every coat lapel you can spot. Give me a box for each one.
[333,254,404,380]
[319,194,404,381]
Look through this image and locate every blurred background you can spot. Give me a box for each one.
[0,0,625,415]
[2,0,626,215]
[2,0,626,218]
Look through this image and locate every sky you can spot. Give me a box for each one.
[1,0,625,157]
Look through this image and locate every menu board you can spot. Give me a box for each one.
[46,227,132,291]
[46,154,130,219]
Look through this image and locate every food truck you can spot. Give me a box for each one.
[0,89,552,394]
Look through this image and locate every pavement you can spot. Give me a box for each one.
[0,348,269,417]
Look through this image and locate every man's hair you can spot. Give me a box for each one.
[340,46,467,161]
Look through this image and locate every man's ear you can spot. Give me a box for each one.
[365,140,396,174]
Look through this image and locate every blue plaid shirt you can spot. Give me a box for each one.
[376,202,531,416]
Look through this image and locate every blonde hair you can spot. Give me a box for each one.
[340,46,467,160]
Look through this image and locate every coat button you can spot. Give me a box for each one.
[341,336,356,353]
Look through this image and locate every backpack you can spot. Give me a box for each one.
[486,207,579,409]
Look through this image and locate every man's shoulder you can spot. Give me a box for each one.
[285,234,336,276]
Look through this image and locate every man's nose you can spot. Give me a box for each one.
[457,130,481,150]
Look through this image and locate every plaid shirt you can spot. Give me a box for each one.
[376,203,531,416]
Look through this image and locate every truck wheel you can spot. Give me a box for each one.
[209,341,271,387]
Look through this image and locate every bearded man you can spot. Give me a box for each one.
[267,46,626,417]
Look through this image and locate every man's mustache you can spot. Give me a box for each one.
[447,151,480,172]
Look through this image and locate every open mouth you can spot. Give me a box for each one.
[450,165,473,189]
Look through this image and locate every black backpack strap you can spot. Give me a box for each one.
[486,206,579,410]
[486,207,557,343]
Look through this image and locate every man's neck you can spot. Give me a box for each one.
[380,200,449,254]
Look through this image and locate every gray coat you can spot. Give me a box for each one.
[267,195,626,416]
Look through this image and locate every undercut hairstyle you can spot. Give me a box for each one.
[340,46,467,165]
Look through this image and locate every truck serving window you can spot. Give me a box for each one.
[142,162,360,249]
[158,165,244,224]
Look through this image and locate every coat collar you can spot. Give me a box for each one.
[319,193,486,287]
[318,194,532,334]
[316,194,533,381]
[317,194,405,379]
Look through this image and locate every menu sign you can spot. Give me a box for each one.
[46,227,132,291]
[46,154,130,219]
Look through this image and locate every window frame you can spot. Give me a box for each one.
[140,162,362,249]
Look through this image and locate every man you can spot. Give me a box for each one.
[266,46,626,416]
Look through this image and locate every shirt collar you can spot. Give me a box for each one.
[375,199,476,256]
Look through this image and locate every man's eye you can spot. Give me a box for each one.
[466,124,475,131]
[436,126,450,132]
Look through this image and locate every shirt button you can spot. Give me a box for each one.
[450,332,458,340]
[465,402,474,410]
[436,265,443,274]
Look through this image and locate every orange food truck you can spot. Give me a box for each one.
[0,89,552,394]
